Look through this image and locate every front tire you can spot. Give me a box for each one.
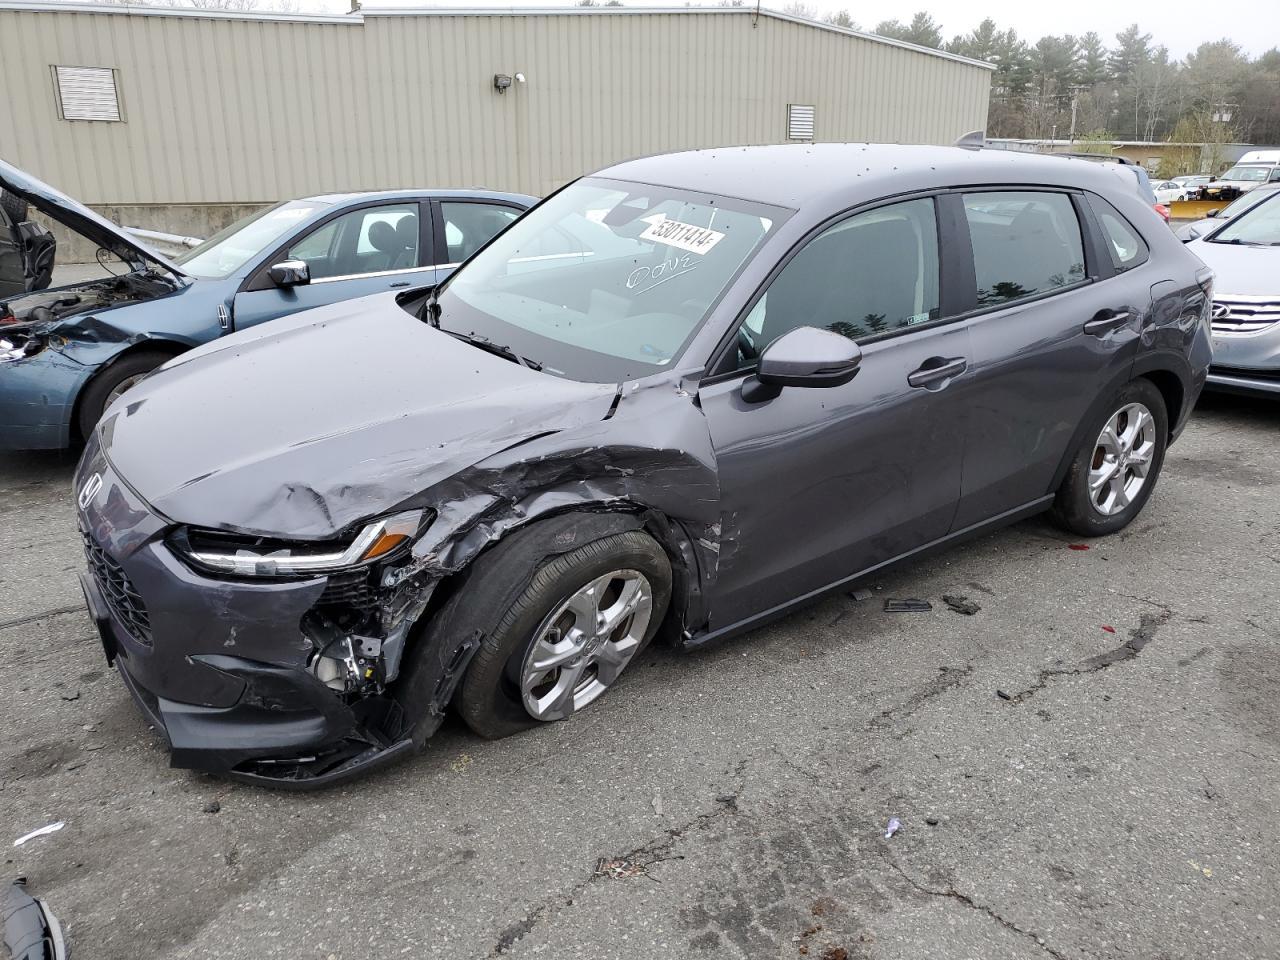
[77,350,172,438]
[459,529,671,740]
[1051,378,1168,537]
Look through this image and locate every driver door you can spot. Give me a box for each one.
[698,197,970,629]
[232,201,436,331]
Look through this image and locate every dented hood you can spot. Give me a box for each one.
[99,294,619,537]
[0,157,185,276]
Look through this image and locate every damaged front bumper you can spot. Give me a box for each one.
[0,342,90,449]
[73,440,449,788]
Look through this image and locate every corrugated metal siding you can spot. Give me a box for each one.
[0,7,990,205]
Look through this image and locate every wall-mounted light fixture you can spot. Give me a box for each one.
[494,73,527,94]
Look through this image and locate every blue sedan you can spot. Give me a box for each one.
[0,159,535,448]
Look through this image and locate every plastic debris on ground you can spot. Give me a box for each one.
[3,878,68,960]
[848,588,873,602]
[883,817,901,839]
[884,599,932,613]
[996,689,1013,701]
[1101,625,1116,633]
[1068,543,1090,551]
[941,594,981,616]
[12,825,63,849]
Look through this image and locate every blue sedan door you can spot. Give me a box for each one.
[231,200,437,330]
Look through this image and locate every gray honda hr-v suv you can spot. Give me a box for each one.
[74,144,1212,786]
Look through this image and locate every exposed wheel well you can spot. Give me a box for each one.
[71,340,189,440]
[1137,370,1185,439]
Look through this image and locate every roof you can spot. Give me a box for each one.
[300,188,536,205]
[0,2,994,70]
[596,143,1137,211]
[988,138,1258,149]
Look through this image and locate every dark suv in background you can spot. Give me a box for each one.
[74,144,1212,786]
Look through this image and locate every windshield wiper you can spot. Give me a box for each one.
[418,288,442,328]
[1211,237,1269,246]
[444,330,542,371]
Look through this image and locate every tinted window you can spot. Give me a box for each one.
[1087,196,1148,272]
[733,198,939,367]
[288,203,419,280]
[441,202,520,263]
[963,192,1086,307]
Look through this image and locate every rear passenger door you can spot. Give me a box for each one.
[947,189,1146,529]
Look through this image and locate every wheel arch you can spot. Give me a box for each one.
[70,338,189,440]
[390,503,700,744]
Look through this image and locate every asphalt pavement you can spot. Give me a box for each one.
[2,392,1279,960]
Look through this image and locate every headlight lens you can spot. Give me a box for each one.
[0,332,46,363]
[174,509,427,577]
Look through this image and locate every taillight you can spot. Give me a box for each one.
[1154,203,1171,222]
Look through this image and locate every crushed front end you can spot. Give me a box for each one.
[73,434,443,788]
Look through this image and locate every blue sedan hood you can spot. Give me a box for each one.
[98,293,619,538]
[0,157,185,276]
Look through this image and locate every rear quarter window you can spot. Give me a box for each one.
[1087,195,1149,273]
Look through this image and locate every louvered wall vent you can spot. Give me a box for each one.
[53,66,122,122]
[787,103,815,140]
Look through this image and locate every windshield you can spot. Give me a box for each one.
[175,201,328,279]
[1219,187,1280,219]
[432,177,786,382]
[1219,166,1272,183]
[1210,190,1280,245]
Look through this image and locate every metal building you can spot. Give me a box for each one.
[0,1,993,242]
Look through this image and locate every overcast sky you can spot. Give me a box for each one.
[330,0,1279,58]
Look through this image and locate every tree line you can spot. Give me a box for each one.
[781,6,1280,152]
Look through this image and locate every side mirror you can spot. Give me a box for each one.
[742,326,862,403]
[1206,208,1221,219]
[268,259,310,288]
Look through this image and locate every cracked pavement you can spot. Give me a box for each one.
[3,392,1279,959]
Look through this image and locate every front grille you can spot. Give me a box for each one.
[1211,296,1280,336]
[81,529,153,645]
[318,568,378,607]
[1210,364,1280,383]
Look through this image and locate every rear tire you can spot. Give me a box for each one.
[1051,378,1168,537]
[77,350,173,438]
[459,529,671,740]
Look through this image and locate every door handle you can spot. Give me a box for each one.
[908,356,967,389]
[1083,309,1131,336]
[389,281,411,289]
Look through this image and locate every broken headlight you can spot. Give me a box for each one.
[0,331,46,363]
[171,509,429,577]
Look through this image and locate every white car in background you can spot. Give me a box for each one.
[1152,179,1190,204]
[1172,175,1212,195]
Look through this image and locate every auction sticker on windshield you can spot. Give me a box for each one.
[639,215,725,255]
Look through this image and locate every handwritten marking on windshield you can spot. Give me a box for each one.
[627,255,699,295]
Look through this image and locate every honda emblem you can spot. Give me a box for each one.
[78,472,103,510]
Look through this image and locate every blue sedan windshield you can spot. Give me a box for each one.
[175,201,327,279]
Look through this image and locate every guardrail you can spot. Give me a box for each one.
[124,226,204,256]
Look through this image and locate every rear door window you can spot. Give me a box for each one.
[1087,196,1149,272]
[962,191,1086,307]
[440,202,521,264]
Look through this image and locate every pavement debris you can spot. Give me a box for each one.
[884,599,932,613]
[941,594,981,616]
[1068,543,1091,551]
[12,823,64,848]
[1102,625,1116,633]
[883,817,901,839]
[202,801,221,815]
[57,691,79,702]
[848,588,873,602]
[996,689,1013,701]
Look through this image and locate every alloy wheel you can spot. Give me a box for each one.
[1088,402,1156,517]
[519,569,653,721]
